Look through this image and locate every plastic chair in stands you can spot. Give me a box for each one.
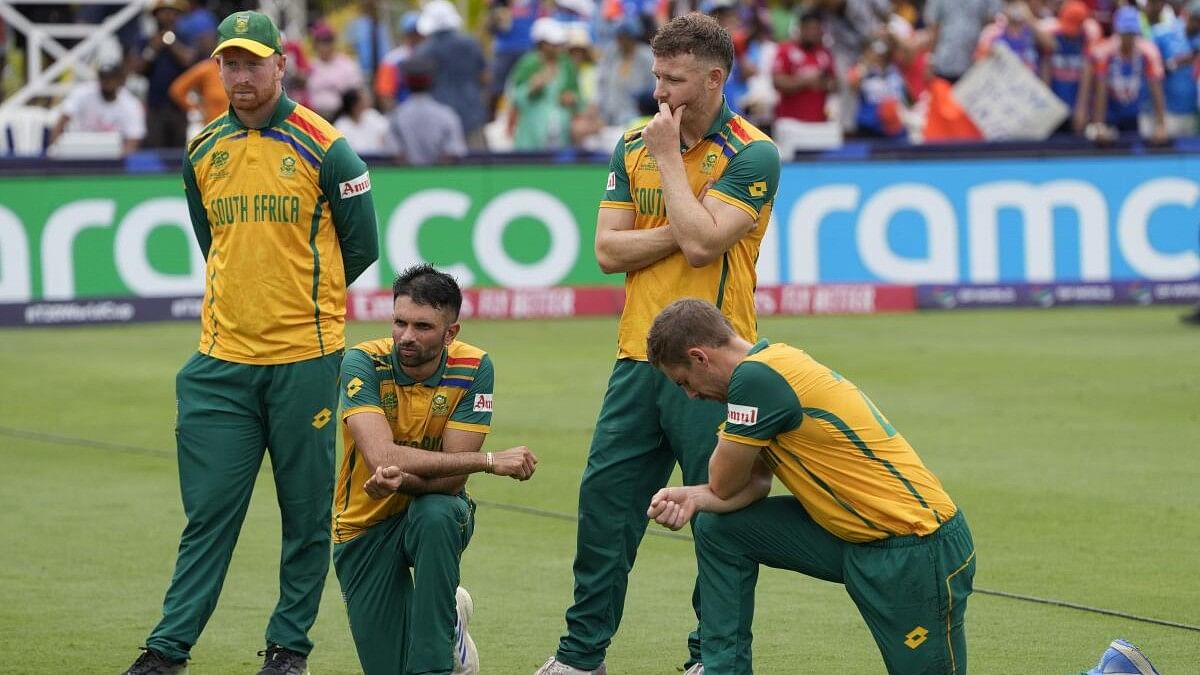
[0,106,53,157]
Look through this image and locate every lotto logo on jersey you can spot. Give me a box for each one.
[606,171,616,191]
[727,404,759,426]
[473,394,493,412]
[339,172,371,198]
[749,180,768,197]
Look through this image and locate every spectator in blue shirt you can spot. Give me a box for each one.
[416,0,490,150]
[1145,0,1198,137]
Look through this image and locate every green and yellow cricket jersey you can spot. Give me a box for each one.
[332,338,494,544]
[601,100,780,361]
[722,340,957,543]
[183,94,379,365]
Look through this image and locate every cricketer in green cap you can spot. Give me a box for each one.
[212,10,283,58]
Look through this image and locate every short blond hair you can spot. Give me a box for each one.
[647,298,736,368]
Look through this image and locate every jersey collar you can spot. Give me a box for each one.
[390,346,449,387]
[224,92,297,130]
[747,337,770,355]
[701,97,735,140]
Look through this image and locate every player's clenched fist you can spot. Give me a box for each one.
[365,465,410,499]
[490,446,538,480]
[647,486,698,531]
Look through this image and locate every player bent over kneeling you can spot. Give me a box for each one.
[646,299,975,675]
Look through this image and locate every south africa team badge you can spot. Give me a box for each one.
[432,393,449,416]
[280,156,296,177]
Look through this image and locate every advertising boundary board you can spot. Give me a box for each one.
[4,281,1198,327]
[1,154,1198,304]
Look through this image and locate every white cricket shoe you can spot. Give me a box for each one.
[451,586,479,675]
[532,656,608,675]
[684,664,705,675]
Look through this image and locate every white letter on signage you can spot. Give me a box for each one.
[474,189,579,288]
[858,184,957,283]
[386,189,474,286]
[115,197,205,296]
[1118,178,1200,280]
[41,199,115,300]
[0,205,31,302]
[787,185,859,283]
[967,180,1109,283]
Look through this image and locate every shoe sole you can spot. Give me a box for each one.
[455,587,479,675]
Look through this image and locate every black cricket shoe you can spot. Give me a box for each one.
[256,644,309,675]
[122,648,187,675]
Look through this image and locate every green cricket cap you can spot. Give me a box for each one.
[212,11,283,58]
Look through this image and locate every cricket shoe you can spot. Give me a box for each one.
[452,586,480,675]
[533,657,608,674]
[256,645,309,675]
[122,648,187,675]
[684,664,705,675]
[1083,639,1161,675]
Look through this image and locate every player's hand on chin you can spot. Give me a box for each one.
[642,102,686,159]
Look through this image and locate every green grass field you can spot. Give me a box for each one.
[1,307,1196,674]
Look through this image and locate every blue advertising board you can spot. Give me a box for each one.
[766,155,1200,285]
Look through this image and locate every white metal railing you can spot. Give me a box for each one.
[0,0,146,116]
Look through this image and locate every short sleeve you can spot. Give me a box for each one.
[447,353,494,432]
[720,361,803,444]
[339,348,384,417]
[772,43,790,76]
[709,141,782,220]
[601,133,633,206]
[59,86,86,119]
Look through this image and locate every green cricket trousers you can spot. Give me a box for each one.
[145,350,341,662]
[694,497,976,675]
[333,492,475,675]
[557,359,725,670]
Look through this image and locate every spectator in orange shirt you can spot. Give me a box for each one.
[168,31,228,126]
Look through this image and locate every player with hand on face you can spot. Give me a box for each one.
[333,264,538,675]
[646,298,976,675]
[536,12,781,675]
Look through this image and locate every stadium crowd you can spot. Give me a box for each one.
[7,0,1200,159]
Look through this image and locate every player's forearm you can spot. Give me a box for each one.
[693,474,771,514]
[398,474,467,496]
[1150,83,1167,124]
[594,224,679,273]
[657,156,723,267]
[366,443,487,478]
